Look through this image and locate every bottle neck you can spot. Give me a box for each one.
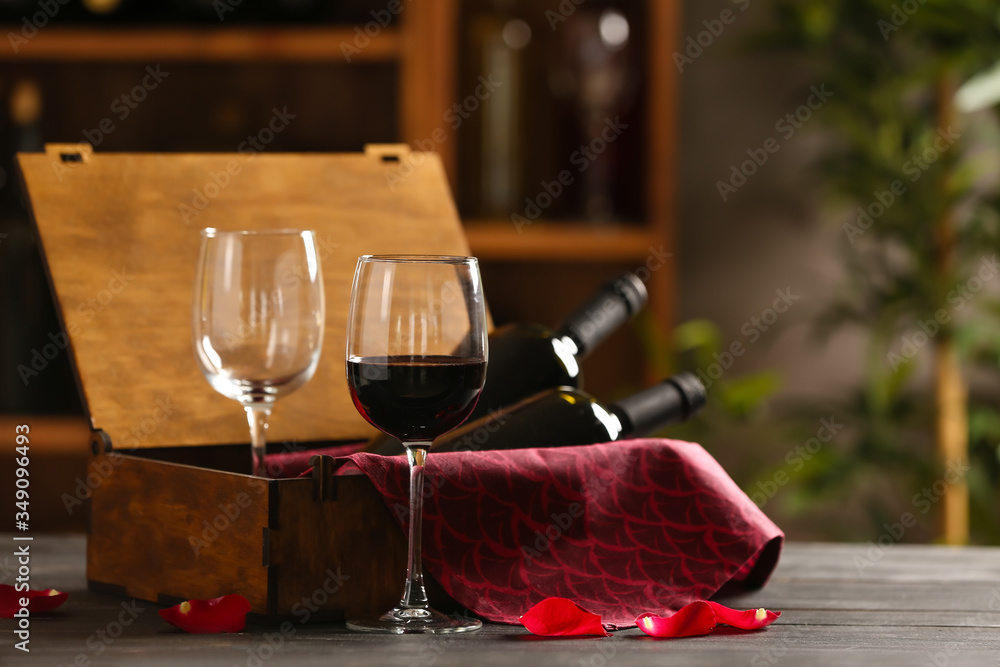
[554,273,647,357]
[611,373,707,437]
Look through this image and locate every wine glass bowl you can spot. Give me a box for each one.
[192,228,325,476]
[345,255,487,634]
[346,356,486,443]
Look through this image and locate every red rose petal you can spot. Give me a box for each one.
[27,589,69,614]
[706,601,781,630]
[158,594,251,634]
[519,597,610,636]
[0,584,69,618]
[0,585,17,618]
[636,600,718,638]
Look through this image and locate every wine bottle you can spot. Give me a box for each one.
[464,0,531,218]
[482,271,646,405]
[430,372,706,453]
[363,272,647,455]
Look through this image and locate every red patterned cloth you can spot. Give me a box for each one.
[344,439,783,628]
[264,442,365,478]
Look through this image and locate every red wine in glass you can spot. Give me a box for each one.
[347,355,486,442]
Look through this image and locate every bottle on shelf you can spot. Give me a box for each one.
[464,0,531,218]
[548,6,640,221]
[363,271,647,455]
[429,372,707,453]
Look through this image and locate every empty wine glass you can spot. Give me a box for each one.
[345,255,488,634]
[192,229,324,476]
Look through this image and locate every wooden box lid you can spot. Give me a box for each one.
[19,143,471,449]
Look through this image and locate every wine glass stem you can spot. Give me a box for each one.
[400,442,432,609]
[245,405,272,477]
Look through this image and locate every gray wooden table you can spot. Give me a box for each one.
[3,534,999,666]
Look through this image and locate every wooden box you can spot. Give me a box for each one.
[19,143,471,620]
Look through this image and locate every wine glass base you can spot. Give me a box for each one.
[346,606,482,634]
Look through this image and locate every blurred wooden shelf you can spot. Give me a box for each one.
[460,0,679,381]
[464,219,661,262]
[0,26,401,62]
[0,415,90,454]
[0,6,456,173]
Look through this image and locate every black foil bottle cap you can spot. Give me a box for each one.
[665,372,707,421]
[614,372,707,437]
[609,272,647,316]
[556,272,649,357]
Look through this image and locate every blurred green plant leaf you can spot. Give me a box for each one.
[748,0,1000,543]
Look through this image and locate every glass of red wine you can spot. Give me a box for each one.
[345,255,488,634]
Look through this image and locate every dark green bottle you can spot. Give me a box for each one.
[430,372,707,453]
[364,272,647,455]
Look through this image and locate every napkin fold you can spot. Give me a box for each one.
[343,439,783,628]
[264,442,364,478]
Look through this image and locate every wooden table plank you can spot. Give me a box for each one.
[773,609,1000,627]
[4,536,1000,666]
[765,542,1000,582]
[720,580,1000,613]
